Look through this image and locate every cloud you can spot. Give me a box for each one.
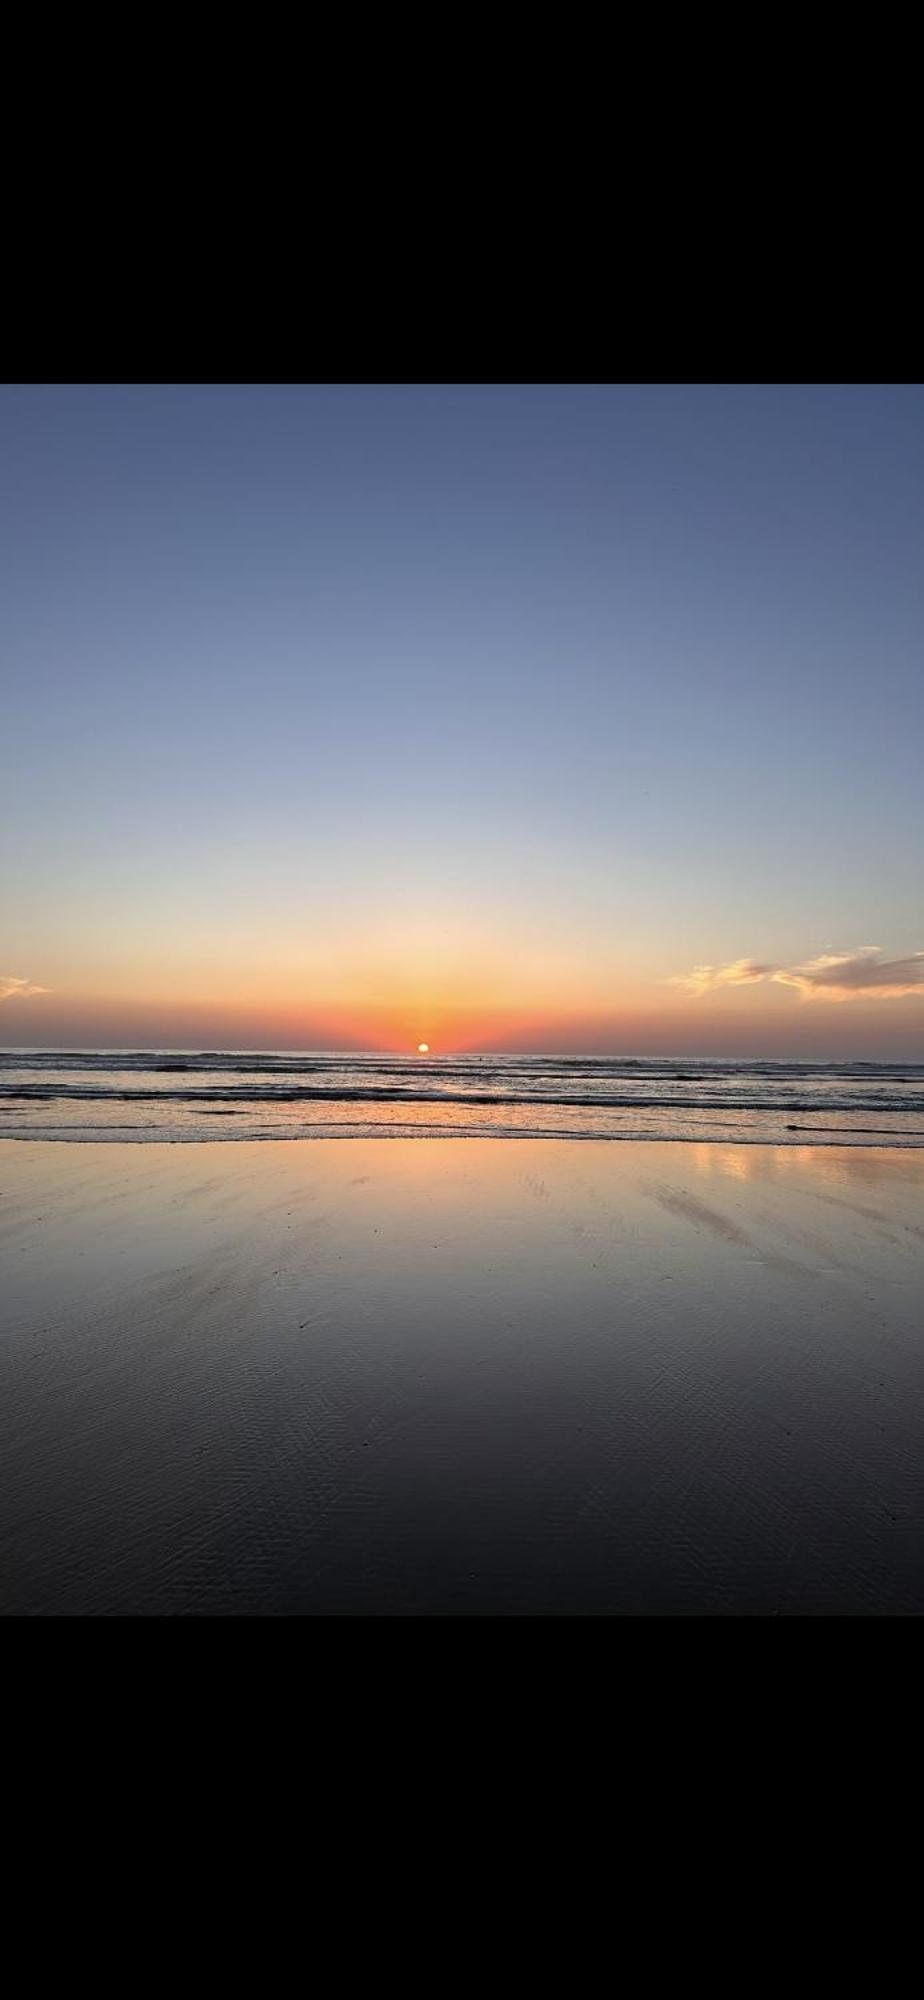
[669,948,924,1002]
[669,959,774,996]
[0,976,50,1001]
[773,948,924,1001]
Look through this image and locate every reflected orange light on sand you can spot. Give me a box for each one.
[701,1145,756,1183]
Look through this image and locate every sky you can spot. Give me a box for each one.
[1,383,922,1056]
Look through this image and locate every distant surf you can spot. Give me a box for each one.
[1,1051,922,1145]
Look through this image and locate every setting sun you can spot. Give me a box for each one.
[417,1042,430,1054]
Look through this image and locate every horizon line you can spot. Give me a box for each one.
[3,1044,923,1065]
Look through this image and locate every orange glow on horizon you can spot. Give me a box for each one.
[7,976,922,1061]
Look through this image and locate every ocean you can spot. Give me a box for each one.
[2,1049,922,1145]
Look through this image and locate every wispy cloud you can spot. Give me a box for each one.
[669,959,774,996]
[0,975,50,1001]
[669,948,924,1002]
[773,948,924,1001]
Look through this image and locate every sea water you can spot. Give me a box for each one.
[2,1050,922,1145]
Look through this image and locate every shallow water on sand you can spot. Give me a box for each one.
[1,1138,922,1614]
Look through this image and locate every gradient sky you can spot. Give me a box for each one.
[2,383,922,1055]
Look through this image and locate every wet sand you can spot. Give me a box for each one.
[1,1137,922,1614]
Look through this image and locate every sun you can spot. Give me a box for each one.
[417,1042,430,1054]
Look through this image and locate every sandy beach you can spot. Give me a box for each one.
[1,1136,922,1615]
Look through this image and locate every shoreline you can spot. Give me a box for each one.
[2,1132,923,1147]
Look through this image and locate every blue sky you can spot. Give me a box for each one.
[1,384,922,1052]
